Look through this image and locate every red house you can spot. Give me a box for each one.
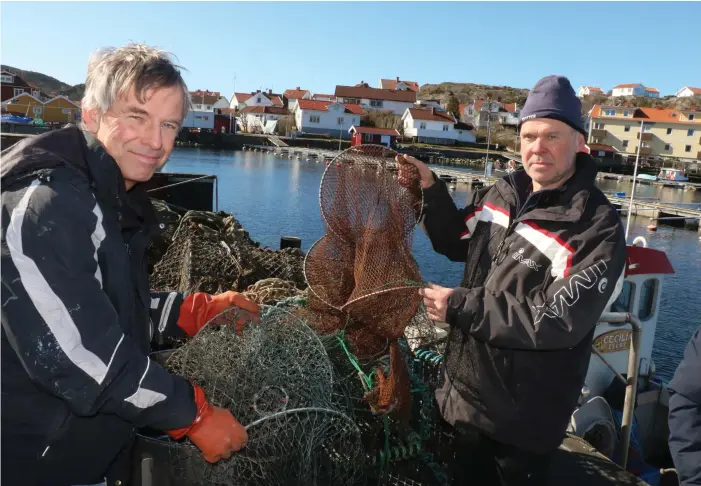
[349,126,400,148]
[1,70,37,102]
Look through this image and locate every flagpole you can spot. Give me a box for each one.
[624,120,645,241]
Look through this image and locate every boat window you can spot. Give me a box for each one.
[611,281,634,313]
[638,279,658,321]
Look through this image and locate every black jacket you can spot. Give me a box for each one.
[668,325,701,486]
[1,126,194,485]
[422,154,626,454]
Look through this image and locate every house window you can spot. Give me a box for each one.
[689,114,695,121]
[257,97,262,103]
[594,122,604,129]
[14,88,24,97]
[32,106,43,115]
[604,109,616,116]
[442,125,449,131]
[206,105,212,110]
[611,281,634,313]
[685,145,692,152]
[622,140,629,148]
[345,98,360,105]
[62,108,72,114]
[309,115,320,123]
[687,129,695,136]
[644,124,652,132]
[363,133,373,142]
[638,279,658,321]
[665,144,671,151]
[623,110,629,117]
[32,90,40,98]
[369,100,383,108]
[419,122,426,130]
[1,73,13,83]
[337,117,345,125]
[667,128,673,135]
[624,125,631,132]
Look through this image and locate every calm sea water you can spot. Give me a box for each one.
[163,148,701,382]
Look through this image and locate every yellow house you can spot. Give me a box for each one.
[588,105,701,161]
[2,93,43,117]
[42,95,80,123]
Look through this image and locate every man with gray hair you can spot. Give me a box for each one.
[1,43,254,485]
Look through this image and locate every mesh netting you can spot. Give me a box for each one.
[164,306,364,485]
[304,145,430,418]
[150,210,306,295]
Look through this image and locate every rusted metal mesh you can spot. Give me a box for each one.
[149,209,306,296]
[304,144,430,418]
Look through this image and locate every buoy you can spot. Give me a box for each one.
[647,225,658,231]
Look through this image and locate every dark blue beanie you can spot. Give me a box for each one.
[519,75,585,136]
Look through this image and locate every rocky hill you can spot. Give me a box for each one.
[418,82,530,106]
[1,64,83,101]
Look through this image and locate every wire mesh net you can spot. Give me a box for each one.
[149,210,306,295]
[164,306,364,486]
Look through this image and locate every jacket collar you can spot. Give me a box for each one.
[496,152,598,223]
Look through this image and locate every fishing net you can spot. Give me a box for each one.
[304,144,430,418]
[164,305,364,486]
[149,209,306,295]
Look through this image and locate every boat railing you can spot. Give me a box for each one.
[596,312,643,470]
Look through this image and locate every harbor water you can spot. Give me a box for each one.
[163,148,701,382]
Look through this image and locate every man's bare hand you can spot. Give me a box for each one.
[419,282,454,322]
[396,154,435,189]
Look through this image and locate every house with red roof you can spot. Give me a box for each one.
[348,126,400,148]
[335,83,416,115]
[401,107,475,145]
[378,77,419,92]
[238,105,289,133]
[293,99,363,139]
[461,99,520,128]
[675,86,701,98]
[577,86,606,98]
[283,87,311,112]
[611,83,660,99]
[586,104,701,160]
[312,93,336,102]
[229,89,284,110]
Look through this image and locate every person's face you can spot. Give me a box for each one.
[82,85,184,190]
[520,118,585,191]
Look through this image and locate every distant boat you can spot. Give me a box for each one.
[636,173,657,181]
[657,167,689,182]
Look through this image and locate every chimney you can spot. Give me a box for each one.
[268,89,272,95]
[396,76,400,82]
[296,86,300,90]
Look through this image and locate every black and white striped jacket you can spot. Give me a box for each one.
[421,153,627,454]
[1,126,194,485]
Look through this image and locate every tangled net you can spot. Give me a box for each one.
[165,306,364,486]
[303,145,435,418]
[149,209,306,295]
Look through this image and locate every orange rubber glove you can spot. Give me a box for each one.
[177,291,260,337]
[166,384,248,463]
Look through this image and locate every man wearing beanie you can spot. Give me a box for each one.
[398,75,626,484]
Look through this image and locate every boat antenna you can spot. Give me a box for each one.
[624,120,645,242]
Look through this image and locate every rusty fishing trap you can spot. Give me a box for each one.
[142,145,454,486]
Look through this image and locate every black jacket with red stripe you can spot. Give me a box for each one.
[421,153,626,454]
[1,126,194,485]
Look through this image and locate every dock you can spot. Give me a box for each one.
[608,196,701,232]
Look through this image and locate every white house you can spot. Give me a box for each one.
[378,77,419,92]
[283,87,311,112]
[577,86,605,98]
[189,90,229,112]
[335,84,416,116]
[462,99,503,129]
[611,84,660,98]
[495,103,521,127]
[294,100,363,139]
[312,93,337,102]
[415,99,442,109]
[182,111,215,130]
[229,90,284,110]
[401,107,476,145]
[239,105,289,133]
[675,86,701,98]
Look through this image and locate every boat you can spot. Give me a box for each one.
[658,168,689,183]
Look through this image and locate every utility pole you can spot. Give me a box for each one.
[229,73,236,134]
[625,120,645,241]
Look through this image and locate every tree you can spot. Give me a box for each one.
[236,109,249,133]
[447,92,460,117]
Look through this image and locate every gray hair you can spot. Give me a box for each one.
[81,43,191,124]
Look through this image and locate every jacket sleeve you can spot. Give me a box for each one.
[446,203,627,350]
[149,291,188,346]
[1,177,196,431]
[418,173,489,262]
[668,326,701,486]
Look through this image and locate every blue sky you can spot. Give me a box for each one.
[2,2,699,98]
